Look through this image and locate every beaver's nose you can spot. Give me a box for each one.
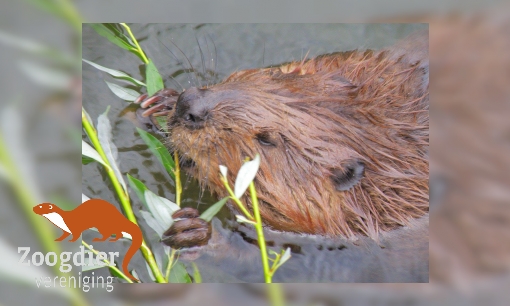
[175,87,212,129]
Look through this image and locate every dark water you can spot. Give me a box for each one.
[82,23,427,283]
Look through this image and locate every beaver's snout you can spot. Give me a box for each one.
[175,87,213,129]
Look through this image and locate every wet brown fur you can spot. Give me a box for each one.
[168,31,429,239]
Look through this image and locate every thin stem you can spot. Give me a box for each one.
[0,135,60,268]
[57,0,83,34]
[174,152,181,206]
[30,0,83,34]
[270,253,281,272]
[267,284,286,306]
[120,23,149,64]
[165,248,177,281]
[249,181,271,283]
[221,176,254,220]
[192,262,202,283]
[0,135,89,306]
[81,109,166,283]
[81,241,133,284]
[139,244,165,281]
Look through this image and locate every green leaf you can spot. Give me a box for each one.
[105,81,140,101]
[155,116,168,133]
[19,60,72,89]
[168,261,192,283]
[130,269,140,282]
[83,59,146,86]
[82,156,94,165]
[0,30,74,66]
[146,59,164,96]
[144,190,179,230]
[154,243,168,271]
[127,174,148,207]
[273,247,292,272]
[200,197,228,222]
[234,154,261,198]
[90,23,135,52]
[140,210,166,238]
[219,165,228,178]
[235,215,256,225]
[97,107,127,193]
[25,0,82,32]
[82,140,109,168]
[82,255,107,272]
[136,127,175,178]
[127,176,178,239]
[108,265,127,281]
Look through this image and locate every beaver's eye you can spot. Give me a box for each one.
[330,159,365,191]
[49,204,52,209]
[256,132,276,147]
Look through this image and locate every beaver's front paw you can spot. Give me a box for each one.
[135,88,179,117]
[135,88,180,131]
[161,207,212,249]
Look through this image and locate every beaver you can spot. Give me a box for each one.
[136,29,428,248]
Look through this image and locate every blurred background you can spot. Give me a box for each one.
[1,0,510,305]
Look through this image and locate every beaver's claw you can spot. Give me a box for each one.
[135,88,179,117]
[135,88,180,133]
[161,207,212,249]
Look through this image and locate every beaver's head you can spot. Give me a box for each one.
[168,48,429,238]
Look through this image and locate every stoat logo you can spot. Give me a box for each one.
[32,198,142,281]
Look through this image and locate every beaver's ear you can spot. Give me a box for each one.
[330,159,365,191]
